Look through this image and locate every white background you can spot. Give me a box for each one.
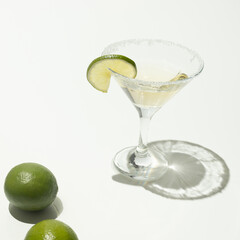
[0,0,240,239]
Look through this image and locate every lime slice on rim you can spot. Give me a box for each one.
[87,54,137,92]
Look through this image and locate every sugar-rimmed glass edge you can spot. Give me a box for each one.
[102,39,204,88]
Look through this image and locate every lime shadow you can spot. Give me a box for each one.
[9,197,63,224]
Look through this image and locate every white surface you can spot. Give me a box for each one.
[0,0,239,239]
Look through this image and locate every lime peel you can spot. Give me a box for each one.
[4,162,58,211]
[24,219,78,240]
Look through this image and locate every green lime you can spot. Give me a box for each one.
[87,54,137,92]
[4,162,58,211]
[24,219,78,240]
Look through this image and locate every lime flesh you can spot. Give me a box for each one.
[87,54,137,92]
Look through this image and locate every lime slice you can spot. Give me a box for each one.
[87,54,137,92]
[160,73,188,91]
[170,73,188,81]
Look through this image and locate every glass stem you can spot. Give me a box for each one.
[136,116,150,155]
[135,107,157,156]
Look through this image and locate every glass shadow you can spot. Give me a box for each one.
[112,140,230,200]
[8,197,63,224]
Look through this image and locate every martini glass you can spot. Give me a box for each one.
[102,39,204,182]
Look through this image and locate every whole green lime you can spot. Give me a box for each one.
[24,219,78,240]
[4,162,58,211]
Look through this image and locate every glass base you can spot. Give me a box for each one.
[113,140,229,199]
[113,145,169,181]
